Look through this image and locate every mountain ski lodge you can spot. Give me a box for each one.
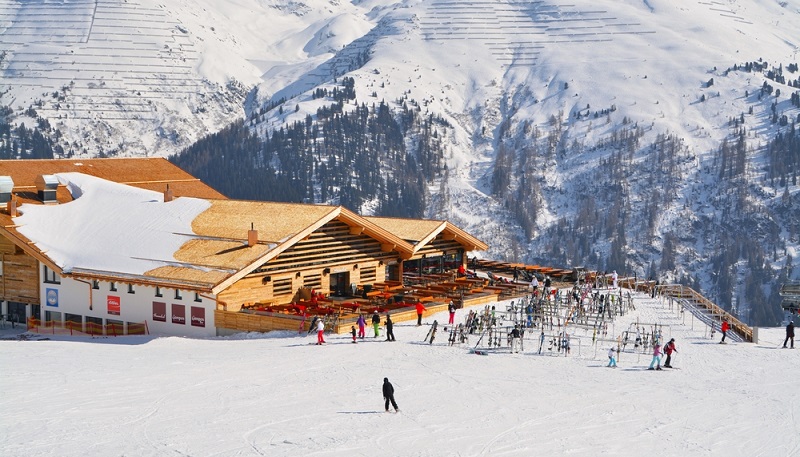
[0,158,489,337]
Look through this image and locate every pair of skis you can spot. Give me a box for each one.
[423,320,439,344]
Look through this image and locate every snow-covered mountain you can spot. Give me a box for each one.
[2,0,799,324]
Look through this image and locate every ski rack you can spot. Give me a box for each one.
[460,288,628,356]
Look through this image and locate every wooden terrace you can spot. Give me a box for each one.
[216,271,514,334]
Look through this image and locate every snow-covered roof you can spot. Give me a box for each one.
[16,172,215,281]
[8,172,417,291]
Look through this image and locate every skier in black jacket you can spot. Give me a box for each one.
[383,377,399,412]
[784,321,795,349]
[385,314,396,341]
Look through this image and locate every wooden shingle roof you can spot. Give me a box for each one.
[364,216,445,243]
[0,160,486,293]
[364,216,488,253]
[1,170,416,292]
[0,157,226,201]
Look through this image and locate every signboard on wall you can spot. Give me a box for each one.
[107,295,120,315]
[152,302,166,322]
[172,304,185,325]
[191,306,205,327]
[46,288,59,307]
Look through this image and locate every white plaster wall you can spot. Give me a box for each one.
[39,267,217,337]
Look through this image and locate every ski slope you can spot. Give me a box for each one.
[1,290,797,457]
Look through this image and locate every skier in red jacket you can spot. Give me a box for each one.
[415,301,426,326]
[720,318,729,344]
[663,338,677,367]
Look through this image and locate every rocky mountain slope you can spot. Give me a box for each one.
[2,0,799,324]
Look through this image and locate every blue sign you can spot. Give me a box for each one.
[46,288,59,307]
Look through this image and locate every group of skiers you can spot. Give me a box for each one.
[334,299,439,344]
[348,310,396,342]
[606,337,678,369]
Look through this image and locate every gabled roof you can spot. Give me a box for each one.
[0,157,226,202]
[0,157,226,277]
[364,216,488,253]
[5,173,414,293]
[207,204,415,294]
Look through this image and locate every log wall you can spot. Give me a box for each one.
[218,220,393,309]
[1,250,40,303]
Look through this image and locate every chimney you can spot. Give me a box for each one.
[7,198,17,217]
[35,174,59,204]
[164,184,174,202]
[0,176,13,203]
[247,222,258,247]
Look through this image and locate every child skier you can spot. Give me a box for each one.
[648,341,662,370]
[316,318,326,345]
[607,346,617,367]
[351,325,357,343]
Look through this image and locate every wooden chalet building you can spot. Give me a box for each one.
[0,158,488,337]
[364,216,488,280]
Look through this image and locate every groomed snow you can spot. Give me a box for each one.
[1,291,797,456]
[15,173,210,275]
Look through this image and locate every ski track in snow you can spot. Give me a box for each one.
[4,290,798,456]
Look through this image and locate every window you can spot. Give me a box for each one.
[194,292,202,303]
[360,267,377,282]
[92,280,99,290]
[155,286,163,298]
[273,278,292,295]
[43,266,61,284]
[109,282,117,292]
[127,284,135,294]
[303,274,322,290]
[174,289,182,300]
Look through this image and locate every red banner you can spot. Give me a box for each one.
[152,302,166,322]
[107,296,120,315]
[191,306,205,328]
[172,304,185,325]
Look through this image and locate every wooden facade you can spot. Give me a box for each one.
[217,220,398,311]
[0,235,39,304]
[0,159,489,337]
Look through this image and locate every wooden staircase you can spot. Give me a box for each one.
[656,285,752,342]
